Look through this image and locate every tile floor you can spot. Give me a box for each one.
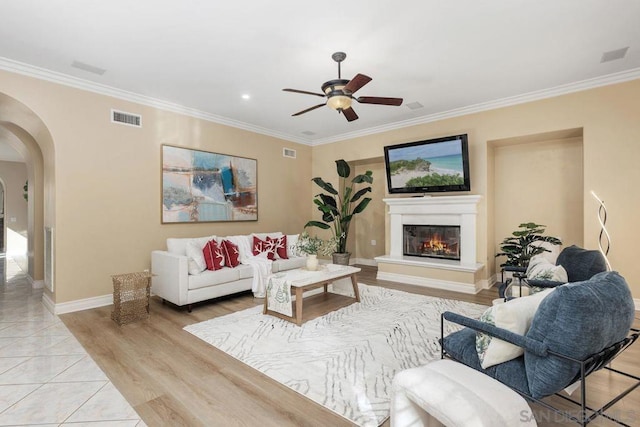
[0,254,146,426]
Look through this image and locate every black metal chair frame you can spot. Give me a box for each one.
[441,314,640,426]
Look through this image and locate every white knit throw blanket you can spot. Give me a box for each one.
[245,255,272,298]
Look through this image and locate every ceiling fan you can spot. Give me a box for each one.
[283,52,403,122]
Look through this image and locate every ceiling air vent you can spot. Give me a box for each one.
[111,109,142,128]
[283,148,297,159]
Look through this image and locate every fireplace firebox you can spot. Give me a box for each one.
[403,225,461,260]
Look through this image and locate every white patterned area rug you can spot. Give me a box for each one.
[184,284,486,426]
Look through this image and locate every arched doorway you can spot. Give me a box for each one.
[0,92,55,298]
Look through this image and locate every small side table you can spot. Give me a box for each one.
[503,271,532,299]
[111,271,152,325]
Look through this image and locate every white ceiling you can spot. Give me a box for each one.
[0,143,23,163]
[0,0,639,149]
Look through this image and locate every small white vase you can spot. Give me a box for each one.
[306,254,319,271]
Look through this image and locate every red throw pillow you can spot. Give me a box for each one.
[203,240,225,270]
[221,239,240,267]
[252,236,276,260]
[268,235,288,259]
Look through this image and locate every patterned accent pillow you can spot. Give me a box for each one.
[268,235,288,259]
[252,236,276,260]
[526,254,568,282]
[221,239,240,267]
[203,240,225,270]
[475,288,554,369]
[475,308,496,365]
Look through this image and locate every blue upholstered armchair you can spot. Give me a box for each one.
[498,245,608,298]
[441,271,639,426]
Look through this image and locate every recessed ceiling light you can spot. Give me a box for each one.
[241,94,250,100]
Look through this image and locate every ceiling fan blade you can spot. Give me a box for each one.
[292,103,326,116]
[342,107,359,122]
[343,74,372,95]
[283,88,326,98]
[356,96,403,106]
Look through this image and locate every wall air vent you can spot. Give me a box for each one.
[283,148,297,159]
[600,47,629,63]
[111,109,142,128]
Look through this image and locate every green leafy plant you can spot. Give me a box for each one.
[495,222,562,268]
[296,232,330,256]
[23,180,28,201]
[305,159,373,254]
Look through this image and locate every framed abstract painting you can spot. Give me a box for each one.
[162,145,258,223]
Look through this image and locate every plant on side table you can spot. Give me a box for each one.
[496,222,562,269]
[305,159,373,265]
[495,222,562,299]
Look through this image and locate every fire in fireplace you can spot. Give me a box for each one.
[403,225,461,260]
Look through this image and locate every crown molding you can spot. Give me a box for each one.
[0,57,312,146]
[2,56,639,147]
[312,67,640,146]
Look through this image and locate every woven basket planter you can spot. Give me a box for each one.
[111,271,152,325]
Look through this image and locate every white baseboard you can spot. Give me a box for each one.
[351,257,377,267]
[478,276,497,290]
[42,292,55,315]
[635,298,640,311]
[376,271,480,295]
[42,293,113,315]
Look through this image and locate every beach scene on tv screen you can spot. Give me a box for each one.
[388,139,465,189]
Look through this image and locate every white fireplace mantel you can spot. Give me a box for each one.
[383,195,482,268]
[375,195,484,293]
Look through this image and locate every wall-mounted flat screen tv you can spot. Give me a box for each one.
[384,134,470,194]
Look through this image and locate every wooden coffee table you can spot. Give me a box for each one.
[263,265,361,326]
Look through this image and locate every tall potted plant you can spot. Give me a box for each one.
[305,159,373,265]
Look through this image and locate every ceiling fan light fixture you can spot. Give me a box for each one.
[322,79,352,111]
[327,94,352,110]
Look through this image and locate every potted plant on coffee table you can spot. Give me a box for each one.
[296,232,327,271]
[305,159,373,265]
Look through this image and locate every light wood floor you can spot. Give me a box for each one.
[60,266,640,426]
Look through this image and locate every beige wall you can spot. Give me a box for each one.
[0,69,312,303]
[313,78,640,298]
[353,159,386,261]
[492,136,584,270]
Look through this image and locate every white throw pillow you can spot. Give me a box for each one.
[166,235,213,256]
[287,234,300,258]
[225,235,253,264]
[185,240,208,275]
[526,254,568,282]
[476,288,554,369]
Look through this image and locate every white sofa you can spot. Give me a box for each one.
[151,232,305,311]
